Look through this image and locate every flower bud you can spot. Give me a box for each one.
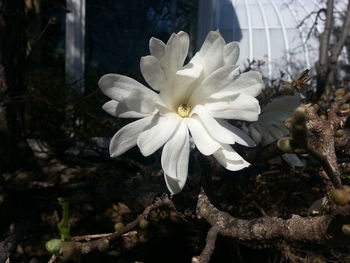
[339,104,350,115]
[138,218,149,229]
[114,222,124,232]
[277,137,294,153]
[45,239,63,256]
[293,106,306,123]
[335,129,344,137]
[284,117,294,129]
[342,224,350,236]
[330,189,350,206]
[335,88,345,98]
[312,104,320,112]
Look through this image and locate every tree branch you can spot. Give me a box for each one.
[196,190,332,244]
[319,0,334,69]
[331,1,350,60]
[198,226,219,263]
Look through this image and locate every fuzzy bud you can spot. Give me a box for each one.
[45,239,63,256]
[277,137,294,153]
[312,104,320,112]
[284,117,294,129]
[339,104,350,115]
[293,106,307,124]
[330,189,350,206]
[114,222,124,232]
[335,88,345,98]
[342,224,350,236]
[138,218,149,229]
[335,129,344,137]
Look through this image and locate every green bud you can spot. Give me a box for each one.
[45,239,63,256]
[138,218,149,229]
[335,129,344,137]
[284,117,294,129]
[312,104,320,112]
[331,189,350,206]
[277,137,294,153]
[339,104,350,115]
[342,224,350,236]
[335,88,345,98]
[114,222,124,232]
[293,106,306,123]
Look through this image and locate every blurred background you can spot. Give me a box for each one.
[0,0,349,169]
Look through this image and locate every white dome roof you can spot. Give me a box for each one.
[197,0,348,78]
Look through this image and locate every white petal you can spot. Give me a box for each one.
[212,71,263,99]
[177,31,190,64]
[198,31,226,75]
[189,65,240,105]
[123,89,157,114]
[137,115,181,156]
[217,120,256,147]
[213,144,250,171]
[184,116,221,155]
[140,55,166,91]
[149,37,165,59]
[223,42,239,65]
[169,62,204,107]
[199,30,225,56]
[191,105,236,144]
[176,62,203,82]
[162,121,190,194]
[205,93,261,121]
[102,100,150,118]
[163,32,189,74]
[109,116,156,157]
[98,74,158,101]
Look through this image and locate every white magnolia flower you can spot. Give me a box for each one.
[248,95,304,168]
[99,31,263,194]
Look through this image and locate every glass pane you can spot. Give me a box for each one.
[253,29,268,62]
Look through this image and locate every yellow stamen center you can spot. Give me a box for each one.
[177,104,190,118]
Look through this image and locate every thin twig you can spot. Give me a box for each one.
[199,226,219,263]
[47,254,57,263]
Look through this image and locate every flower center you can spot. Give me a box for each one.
[177,104,190,118]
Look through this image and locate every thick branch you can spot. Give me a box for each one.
[304,105,342,189]
[196,190,332,243]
